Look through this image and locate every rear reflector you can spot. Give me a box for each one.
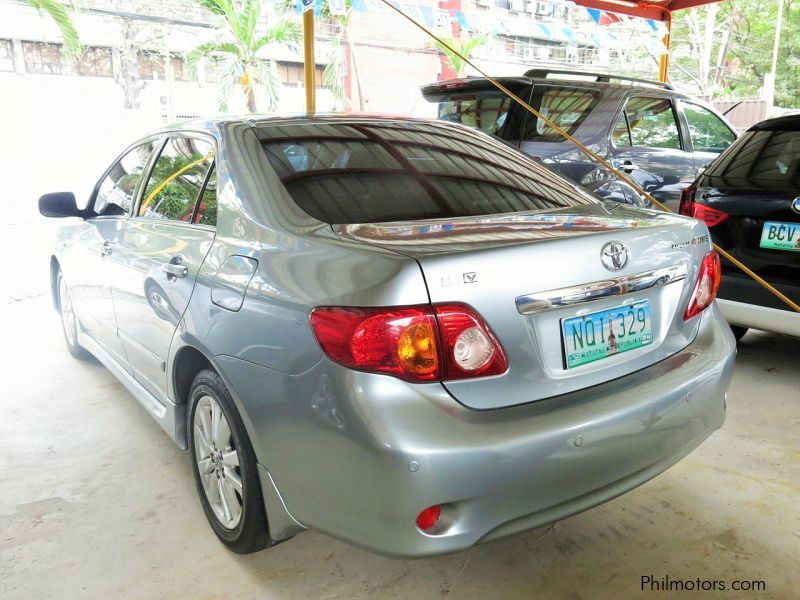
[309,304,508,382]
[416,505,441,531]
[684,250,721,320]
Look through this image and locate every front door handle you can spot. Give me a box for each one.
[162,257,188,279]
[619,159,638,173]
[100,241,113,257]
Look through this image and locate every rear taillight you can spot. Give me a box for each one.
[309,304,507,382]
[679,184,729,227]
[684,250,722,320]
[434,304,508,380]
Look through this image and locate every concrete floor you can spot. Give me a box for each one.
[1,228,798,599]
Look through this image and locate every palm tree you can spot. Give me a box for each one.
[431,34,489,78]
[189,0,301,112]
[25,0,81,60]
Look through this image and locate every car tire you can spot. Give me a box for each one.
[187,368,274,554]
[730,325,748,342]
[56,269,89,359]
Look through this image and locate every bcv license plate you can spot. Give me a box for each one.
[561,300,653,369]
[760,221,800,252]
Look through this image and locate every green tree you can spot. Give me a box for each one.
[26,0,81,60]
[188,0,301,112]
[430,34,489,78]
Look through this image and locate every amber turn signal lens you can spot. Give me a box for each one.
[397,321,438,375]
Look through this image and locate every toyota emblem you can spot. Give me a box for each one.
[600,241,631,272]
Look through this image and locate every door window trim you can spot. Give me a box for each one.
[87,134,163,219]
[131,130,218,229]
[610,93,686,152]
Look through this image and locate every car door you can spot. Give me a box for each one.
[678,101,737,174]
[67,138,159,368]
[609,95,695,210]
[110,134,217,403]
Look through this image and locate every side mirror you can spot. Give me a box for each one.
[39,192,83,218]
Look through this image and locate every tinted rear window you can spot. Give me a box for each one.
[427,88,522,141]
[520,85,600,142]
[258,120,593,224]
[705,130,800,182]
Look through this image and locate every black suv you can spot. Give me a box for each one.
[421,69,737,209]
[680,113,800,339]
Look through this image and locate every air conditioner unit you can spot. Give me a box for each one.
[522,47,535,60]
[476,0,492,7]
[536,2,552,16]
[524,1,536,13]
[510,0,525,12]
[535,46,549,61]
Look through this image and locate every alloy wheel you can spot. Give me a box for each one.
[193,394,243,530]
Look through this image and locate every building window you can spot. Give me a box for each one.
[0,39,14,72]
[22,41,64,74]
[278,62,325,87]
[138,51,190,81]
[77,46,113,77]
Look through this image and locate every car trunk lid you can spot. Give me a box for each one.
[334,203,711,409]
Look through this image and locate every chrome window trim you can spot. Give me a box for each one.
[515,263,689,315]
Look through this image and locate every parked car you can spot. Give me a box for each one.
[421,69,737,210]
[679,113,800,339]
[40,115,735,557]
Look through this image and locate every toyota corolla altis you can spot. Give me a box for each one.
[40,115,736,557]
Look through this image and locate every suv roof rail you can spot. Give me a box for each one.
[523,68,675,91]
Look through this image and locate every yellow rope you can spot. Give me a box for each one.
[141,153,215,211]
[379,0,800,314]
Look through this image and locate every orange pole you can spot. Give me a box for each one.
[303,9,316,114]
[658,11,672,83]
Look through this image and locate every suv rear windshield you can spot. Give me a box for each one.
[520,85,600,142]
[705,130,800,182]
[258,120,593,224]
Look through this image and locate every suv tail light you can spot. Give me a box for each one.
[684,250,721,320]
[679,184,729,227]
[309,304,507,382]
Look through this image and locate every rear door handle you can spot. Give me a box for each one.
[100,241,113,257]
[619,159,638,173]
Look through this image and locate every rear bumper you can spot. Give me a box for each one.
[718,299,800,337]
[220,305,735,558]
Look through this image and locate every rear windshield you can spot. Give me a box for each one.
[258,120,593,224]
[427,88,522,141]
[705,130,800,182]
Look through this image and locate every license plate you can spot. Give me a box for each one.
[760,221,800,252]
[561,300,653,369]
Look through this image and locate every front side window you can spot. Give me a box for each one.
[616,97,681,150]
[682,103,736,153]
[139,137,215,222]
[259,120,593,224]
[94,140,157,216]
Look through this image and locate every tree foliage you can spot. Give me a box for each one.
[431,34,489,77]
[25,0,81,60]
[670,0,800,107]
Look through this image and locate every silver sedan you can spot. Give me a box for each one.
[40,115,736,557]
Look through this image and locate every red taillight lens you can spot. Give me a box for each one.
[416,505,441,531]
[309,304,508,382]
[309,306,440,381]
[684,250,722,320]
[679,184,729,227]
[434,304,508,380]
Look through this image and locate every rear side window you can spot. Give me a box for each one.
[259,120,593,224]
[429,88,521,141]
[682,103,736,153]
[94,140,157,216]
[139,137,215,222]
[521,86,600,142]
[705,130,800,181]
[614,97,681,150]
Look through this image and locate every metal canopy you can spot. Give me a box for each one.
[570,0,724,21]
